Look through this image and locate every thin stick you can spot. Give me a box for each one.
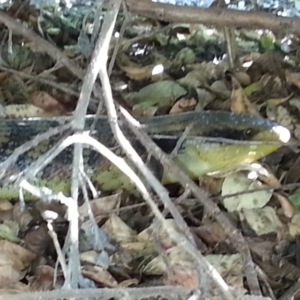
[121,107,262,296]
[125,0,300,36]
[66,1,121,287]
[97,0,196,247]
[0,286,191,300]
[96,1,236,299]
[47,222,68,279]
[0,124,70,181]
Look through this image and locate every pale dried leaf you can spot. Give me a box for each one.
[118,278,139,287]
[138,219,178,249]
[102,214,137,243]
[0,282,30,295]
[12,203,33,231]
[0,200,13,211]
[79,193,121,222]
[274,192,295,219]
[0,240,36,286]
[143,246,193,275]
[222,173,272,212]
[0,266,26,287]
[288,213,300,238]
[206,254,243,288]
[193,222,226,244]
[81,265,118,287]
[163,265,199,289]
[231,76,259,115]
[241,206,286,236]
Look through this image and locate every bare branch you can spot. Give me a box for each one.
[93,1,236,299]
[125,0,300,35]
[120,107,262,296]
[0,123,70,181]
[0,286,192,300]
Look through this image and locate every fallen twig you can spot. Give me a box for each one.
[0,123,70,181]
[121,106,262,295]
[125,0,300,35]
[95,1,237,299]
[0,286,192,300]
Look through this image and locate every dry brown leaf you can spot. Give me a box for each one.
[0,72,9,83]
[0,208,13,222]
[0,240,36,286]
[27,265,55,291]
[110,242,152,273]
[284,156,300,185]
[257,172,281,188]
[138,219,179,249]
[12,203,33,231]
[247,238,275,261]
[193,222,226,244]
[233,71,251,87]
[274,192,296,219]
[79,193,121,223]
[102,214,137,243]
[199,176,223,195]
[163,265,199,288]
[143,246,193,275]
[286,72,300,90]
[23,224,52,255]
[120,65,153,80]
[267,94,293,106]
[81,265,118,287]
[169,97,196,114]
[231,76,259,115]
[118,278,139,288]
[0,266,26,287]
[241,206,287,237]
[80,250,102,265]
[30,91,66,115]
[288,213,300,238]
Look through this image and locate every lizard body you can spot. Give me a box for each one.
[0,111,289,200]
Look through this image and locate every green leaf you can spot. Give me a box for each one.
[290,194,300,211]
